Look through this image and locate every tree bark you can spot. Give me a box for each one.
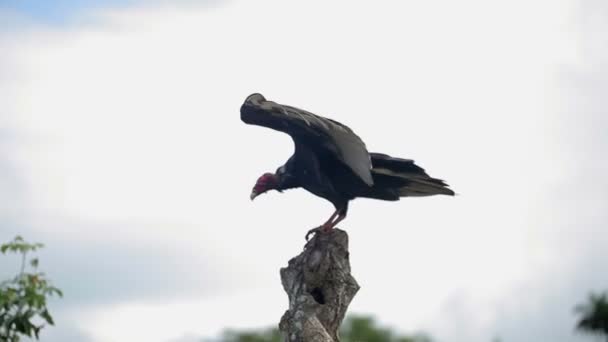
[279,228,360,342]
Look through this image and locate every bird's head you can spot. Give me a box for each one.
[250,172,279,200]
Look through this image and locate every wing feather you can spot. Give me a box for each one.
[241,93,373,186]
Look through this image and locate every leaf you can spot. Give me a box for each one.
[48,287,63,298]
[34,325,41,340]
[1,236,61,340]
[40,309,54,325]
[14,317,27,334]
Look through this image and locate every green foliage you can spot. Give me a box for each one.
[340,315,431,342]
[340,315,393,342]
[0,236,63,342]
[575,291,608,339]
[215,314,432,342]
[221,328,282,342]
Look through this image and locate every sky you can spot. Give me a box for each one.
[0,0,607,341]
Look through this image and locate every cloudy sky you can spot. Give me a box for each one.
[1,0,607,341]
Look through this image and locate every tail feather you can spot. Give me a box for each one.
[369,152,455,198]
[397,179,455,196]
[370,152,428,175]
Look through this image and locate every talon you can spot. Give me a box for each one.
[321,223,333,233]
[305,223,334,241]
[305,227,322,241]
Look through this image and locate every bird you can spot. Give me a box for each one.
[241,93,454,239]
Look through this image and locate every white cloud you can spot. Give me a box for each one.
[77,288,286,342]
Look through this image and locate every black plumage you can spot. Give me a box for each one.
[241,93,454,234]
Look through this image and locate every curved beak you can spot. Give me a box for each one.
[250,190,259,201]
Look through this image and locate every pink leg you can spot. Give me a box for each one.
[306,210,346,241]
[306,210,341,241]
[321,210,339,231]
[326,213,346,230]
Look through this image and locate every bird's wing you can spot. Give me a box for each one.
[241,93,373,186]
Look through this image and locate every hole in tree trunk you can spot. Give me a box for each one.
[310,287,325,304]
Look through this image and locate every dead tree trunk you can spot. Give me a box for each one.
[279,228,360,342]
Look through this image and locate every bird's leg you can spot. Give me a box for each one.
[305,210,339,241]
[327,203,348,230]
[305,209,346,241]
[327,212,346,230]
[321,210,340,231]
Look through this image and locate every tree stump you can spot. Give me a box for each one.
[279,228,360,342]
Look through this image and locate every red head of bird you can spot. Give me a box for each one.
[250,172,279,200]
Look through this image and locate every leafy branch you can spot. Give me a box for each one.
[0,236,63,342]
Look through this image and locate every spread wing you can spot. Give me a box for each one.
[240,93,374,186]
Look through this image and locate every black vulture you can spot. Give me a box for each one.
[241,93,454,238]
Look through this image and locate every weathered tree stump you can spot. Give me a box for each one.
[279,228,360,342]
